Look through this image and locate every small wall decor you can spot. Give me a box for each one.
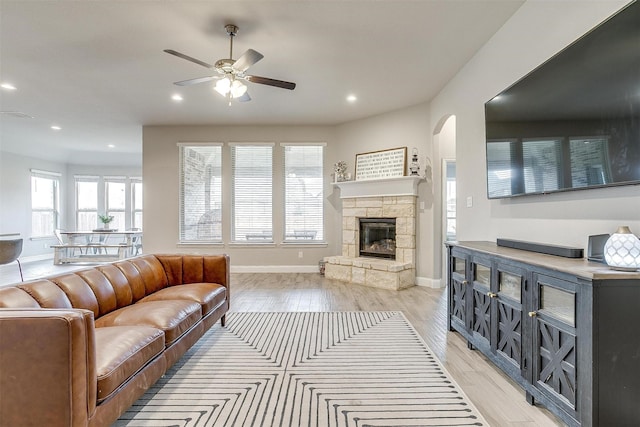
[355,147,407,181]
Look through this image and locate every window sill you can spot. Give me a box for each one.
[30,235,55,241]
[280,241,328,247]
[177,242,224,247]
[228,242,277,248]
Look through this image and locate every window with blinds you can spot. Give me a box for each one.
[75,176,98,231]
[31,169,60,237]
[131,178,143,229]
[282,143,324,242]
[231,144,273,242]
[105,177,126,230]
[179,144,223,242]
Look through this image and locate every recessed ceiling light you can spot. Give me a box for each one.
[171,94,183,102]
[108,144,115,148]
[51,125,61,130]
[346,94,357,103]
[1,83,16,90]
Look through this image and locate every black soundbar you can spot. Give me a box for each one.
[497,238,584,258]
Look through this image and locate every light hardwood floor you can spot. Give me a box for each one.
[231,272,566,427]
[1,262,565,426]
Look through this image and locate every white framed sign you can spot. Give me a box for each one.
[355,147,407,181]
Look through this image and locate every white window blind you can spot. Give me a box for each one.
[105,178,126,230]
[179,144,223,242]
[282,143,324,242]
[231,144,273,242]
[75,176,98,231]
[30,169,60,237]
[131,178,143,229]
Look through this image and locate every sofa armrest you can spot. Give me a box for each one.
[0,309,97,427]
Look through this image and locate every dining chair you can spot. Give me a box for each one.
[128,228,143,256]
[0,238,24,281]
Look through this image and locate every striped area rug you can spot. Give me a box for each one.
[115,312,487,426]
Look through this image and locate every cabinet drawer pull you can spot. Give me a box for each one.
[488,292,498,298]
[528,311,538,317]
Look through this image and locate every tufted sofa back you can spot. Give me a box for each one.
[0,255,171,318]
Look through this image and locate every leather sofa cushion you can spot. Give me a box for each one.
[94,326,165,402]
[129,256,169,295]
[138,283,226,316]
[76,269,118,316]
[155,255,229,289]
[49,273,101,318]
[95,300,201,346]
[113,260,147,302]
[96,264,134,308]
[0,287,41,308]
[18,280,73,309]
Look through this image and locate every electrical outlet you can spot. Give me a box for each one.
[466,196,473,208]
[298,251,303,259]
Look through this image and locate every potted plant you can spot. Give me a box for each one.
[98,214,114,230]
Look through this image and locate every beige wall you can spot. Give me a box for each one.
[0,152,68,258]
[142,106,443,279]
[142,0,640,279]
[430,0,640,248]
[334,102,437,283]
[142,124,340,271]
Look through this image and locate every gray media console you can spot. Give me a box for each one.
[446,241,640,427]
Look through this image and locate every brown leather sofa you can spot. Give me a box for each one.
[0,254,230,427]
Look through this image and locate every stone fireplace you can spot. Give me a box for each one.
[324,176,421,290]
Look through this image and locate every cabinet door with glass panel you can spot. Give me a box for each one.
[530,273,578,419]
[492,263,526,377]
[470,255,493,348]
[448,249,469,334]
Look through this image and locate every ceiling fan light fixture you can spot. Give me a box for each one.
[214,77,232,96]
[214,77,247,99]
[230,80,248,98]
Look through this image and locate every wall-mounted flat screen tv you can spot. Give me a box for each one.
[485,0,640,199]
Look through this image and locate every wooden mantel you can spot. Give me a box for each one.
[332,176,423,198]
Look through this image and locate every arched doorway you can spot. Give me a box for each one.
[433,115,456,285]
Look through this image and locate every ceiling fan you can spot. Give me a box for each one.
[164,24,296,103]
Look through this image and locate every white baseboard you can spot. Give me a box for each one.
[416,276,444,288]
[21,253,54,263]
[0,253,52,274]
[231,265,321,274]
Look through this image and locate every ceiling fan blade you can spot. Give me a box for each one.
[233,49,264,72]
[245,75,296,90]
[164,49,213,68]
[237,92,252,102]
[174,76,216,86]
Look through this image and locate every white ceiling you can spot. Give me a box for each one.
[0,0,523,166]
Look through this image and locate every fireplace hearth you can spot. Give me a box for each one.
[359,218,396,259]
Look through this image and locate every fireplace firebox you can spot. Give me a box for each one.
[359,218,396,259]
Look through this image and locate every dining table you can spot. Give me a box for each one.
[54,230,142,264]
